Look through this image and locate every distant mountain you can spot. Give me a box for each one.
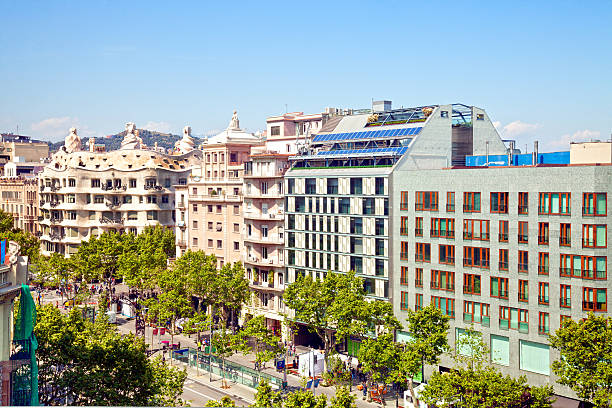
[48,129,205,153]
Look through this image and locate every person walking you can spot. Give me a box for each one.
[362,381,368,400]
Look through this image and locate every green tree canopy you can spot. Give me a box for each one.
[204,395,236,407]
[549,314,612,407]
[283,389,327,408]
[330,386,357,408]
[242,315,284,370]
[283,271,398,370]
[35,304,187,406]
[253,379,282,408]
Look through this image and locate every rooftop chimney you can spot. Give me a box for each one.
[372,100,392,113]
[533,141,539,165]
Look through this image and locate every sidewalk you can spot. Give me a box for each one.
[116,318,398,407]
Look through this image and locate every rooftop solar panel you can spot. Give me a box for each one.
[415,127,422,134]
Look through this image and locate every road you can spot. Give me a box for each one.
[181,378,254,406]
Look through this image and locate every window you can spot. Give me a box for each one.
[208,221,213,230]
[431,270,455,291]
[539,192,571,215]
[463,192,481,212]
[192,237,198,246]
[234,241,239,251]
[233,205,240,215]
[463,301,490,325]
[538,252,549,275]
[498,220,509,242]
[499,249,509,271]
[217,240,222,249]
[499,306,528,332]
[431,296,455,318]
[518,250,529,273]
[519,341,549,375]
[560,254,607,279]
[91,179,100,188]
[415,243,431,262]
[326,178,338,195]
[147,211,158,220]
[538,282,549,305]
[463,274,481,295]
[415,294,423,311]
[400,292,410,310]
[560,223,571,246]
[538,313,550,335]
[560,285,571,308]
[400,267,409,286]
[583,288,607,312]
[415,217,423,236]
[94,195,104,204]
[415,191,438,211]
[538,222,549,245]
[518,192,528,214]
[305,178,316,194]
[491,335,510,365]
[415,268,423,287]
[260,182,268,194]
[463,219,489,241]
[339,198,350,214]
[463,246,490,268]
[400,216,409,235]
[271,126,280,136]
[446,192,455,212]
[394,191,408,212]
[439,244,455,265]
[217,222,224,232]
[192,220,198,229]
[192,204,198,213]
[582,224,607,248]
[518,221,528,243]
[432,218,455,238]
[400,242,409,260]
[491,277,509,299]
[583,193,606,216]
[216,205,222,214]
[518,280,529,302]
[127,211,137,221]
[490,192,508,214]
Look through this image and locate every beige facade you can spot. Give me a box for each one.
[241,153,291,336]
[265,112,322,155]
[175,114,264,267]
[39,132,201,256]
[0,134,49,164]
[0,178,39,234]
[570,141,612,164]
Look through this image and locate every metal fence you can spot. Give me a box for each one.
[171,347,284,390]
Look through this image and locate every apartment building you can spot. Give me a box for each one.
[393,145,611,400]
[39,125,200,256]
[265,112,323,154]
[0,178,40,234]
[285,102,505,349]
[175,112,263,266]
[241,152,291,336]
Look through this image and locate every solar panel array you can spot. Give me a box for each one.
[316,146,409,156]
[312,127,422,143]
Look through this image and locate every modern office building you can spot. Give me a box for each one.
[175,112,263,265]
[393,143,610,400]
[241,152,291,336]
[285,102,506,348]
[39,124,200,256]
[0,177,40,234]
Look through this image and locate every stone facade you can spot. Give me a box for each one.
[0,178,39,234]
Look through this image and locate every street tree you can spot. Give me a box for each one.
[0,209,14,233]
[213,261,250,329]
[420,327,554,408]
[283,271,398,371]
[242,315,284,370]
[330,386,357,408]
[549,314,612,407]
[284,389,327,408]
[204,396,236,407]
[35,304,187,406]
[73,230,124,285]
[6,229,40,264]
[211,327,248,388]
[400,304,451,406]
[253,379,282,408]
[358,332,404,404]
[35,253,76,302]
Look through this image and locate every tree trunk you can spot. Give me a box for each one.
[407,378,418,408]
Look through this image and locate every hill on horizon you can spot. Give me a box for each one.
[48,129,205,153]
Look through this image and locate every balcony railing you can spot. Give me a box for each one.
[538,325,550,335]
[432,230,455,239]
[463,204,480,212]
[560,297,571,308]
[518,234,528,243]
[463,313,490,327]
[463,285,481,295]
[518,205,528,214]
[431,282,455,291]
[415,279,423,287]
[582,301,607,312]
[538,235,549,245]
[414,228,423,236]
[518,263,529,273]
[446,204,455,212]
[463,258,490,268]
[415,254,431,262]
[439,257,455,265]
[400,278,410,286]
[400,252,409,261]
[538,296,549,305]
[463,232,489,241]
[499,261,509,270]
[559,236,571,246]
[538,265,549,275]
[498,233,508,242]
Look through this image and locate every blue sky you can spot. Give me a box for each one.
[1,1,610,151]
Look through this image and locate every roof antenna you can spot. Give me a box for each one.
[285,104,288,114]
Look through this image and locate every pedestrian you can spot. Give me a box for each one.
[362,381,367,400]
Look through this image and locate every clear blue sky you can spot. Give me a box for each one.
[1,1,610,151]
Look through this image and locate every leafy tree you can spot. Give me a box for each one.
[7,229,40,263]
[242,315,284,370]
[145,264,193,349]
[400,304,451,406]
[213,261,250,329]
[35,304,187,406]
[35,253,76,302]
[284,389,327,408]
[0,208,15,233]
[283,271,397,370]
[253,379,282,408]
[211,327,248,388]
[72,230,124,285]
[420,327,554,408]
[549,314,612,407]
[204,395,236,407]
[330,386,356,408]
